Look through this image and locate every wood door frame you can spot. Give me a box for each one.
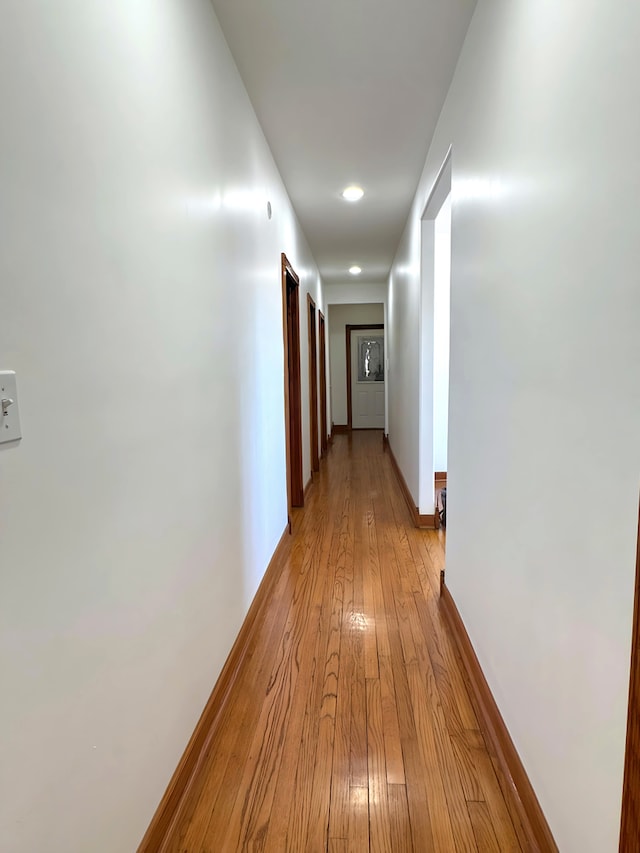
[281,253,304,514]
[307,294,319,473]
[346,323,384,430]
[318,311,328,456]
[620,495,640,848]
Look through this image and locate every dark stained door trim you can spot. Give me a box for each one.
[620,495,640,849]
[307,294,319,473]
[282,254,304,513]
[319,311,328,456]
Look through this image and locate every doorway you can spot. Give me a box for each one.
[281,254,304,513]
[307,294,320,473]
[433,193,452,479]
[418,146,452,521]
[319,311,328,455]
[346,323,385,430]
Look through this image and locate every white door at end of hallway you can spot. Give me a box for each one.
[351,328,385,429]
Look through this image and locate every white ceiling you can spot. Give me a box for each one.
[211,0,477,285]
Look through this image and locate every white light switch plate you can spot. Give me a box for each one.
[0,371,22,444]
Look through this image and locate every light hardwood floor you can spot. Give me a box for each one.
[164,431,522,852]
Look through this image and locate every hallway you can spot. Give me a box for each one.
[163,432,523,852]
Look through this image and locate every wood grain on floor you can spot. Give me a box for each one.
[163,431,522,852]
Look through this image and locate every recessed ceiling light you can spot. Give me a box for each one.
[349,265,362,276]
[342,185,364,202]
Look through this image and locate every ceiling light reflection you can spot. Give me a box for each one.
[350,786,368,810]
[222,188,264,212]
[350,612,368,631]
[453,177,506,203]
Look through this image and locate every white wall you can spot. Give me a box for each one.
[324,283,387,305]
[433,194,451,473]
[0,2,322,852]
[387,2,640,851]
[328,303,384,426]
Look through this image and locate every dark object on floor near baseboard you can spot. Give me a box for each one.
[440,487,446,528]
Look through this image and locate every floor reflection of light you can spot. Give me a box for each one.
[349,611,368,631]
[350,786,368,811]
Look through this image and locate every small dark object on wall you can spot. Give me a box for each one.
[440,487,447,528]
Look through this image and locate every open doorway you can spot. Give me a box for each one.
[433,193,452,527]
[307,294,320,473]
[418,146,452,528]
[327,303,384,433]
[318,311,328,455]
[281,254,304,516]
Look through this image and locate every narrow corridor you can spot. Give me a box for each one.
[164,431,523,852]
